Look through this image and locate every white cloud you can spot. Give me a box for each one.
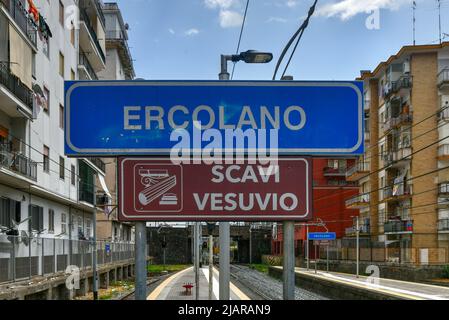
[267,16,288,23]
[168,28,175,35]
[219,10,243,28]
[204,0,244,28]
[185,28,199,36]
[286,0,298,8]
[204,0,236,9]
[317,0,409,21]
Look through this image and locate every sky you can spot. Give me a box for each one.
[113,0,449,81]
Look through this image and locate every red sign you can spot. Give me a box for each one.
[118,157,312,222]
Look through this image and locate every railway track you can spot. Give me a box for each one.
[229,264,328,300]
[120,273,171,300]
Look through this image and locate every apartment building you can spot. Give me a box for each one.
[96,2,135,242]
[0,0,136,285]
[271,158,359,257]
[348,42,449,265]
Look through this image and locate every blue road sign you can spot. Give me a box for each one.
[65,80,363,156]
[308,232,337,241]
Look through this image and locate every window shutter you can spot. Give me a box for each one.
[39,207,44,231]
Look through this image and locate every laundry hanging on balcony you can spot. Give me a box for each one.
[38,15,53,40]
[393,170,408,196]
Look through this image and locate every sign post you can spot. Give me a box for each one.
[283,221,295,300]
[134,222,147,300]
[308,232,336,274]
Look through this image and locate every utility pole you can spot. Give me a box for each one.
[356,216,360,278]
[249,225,252,265]
[306,225,309,271]
[135,222,147,300]
[92,175,98,300]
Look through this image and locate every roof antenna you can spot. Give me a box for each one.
[412,0,416,45]
[438,0,442,44]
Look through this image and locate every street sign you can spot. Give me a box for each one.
[308,232,336,241]
[65,80,364,156]
[118,157,312,221]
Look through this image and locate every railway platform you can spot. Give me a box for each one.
[147,266,249,300]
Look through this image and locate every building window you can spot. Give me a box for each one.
[59,156,65,180]
[29,205,44,232]
[48,209,55,233]
[32,53,36,79]
[59,104,64,129]
[43,38,50,58]
[61,213,67,234]
[71,215,75,232]
[59,0,64,26]
[71,164,76,185]
[43,86,50,113]
[59,52,65,77]
[0,198,21,229]
[43,145,50,173]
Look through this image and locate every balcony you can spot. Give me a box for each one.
[0,0,37,47]
[86,157,106,174]
[438,101,449,121]
[392,76,412,93]
[439,182,449,196]
[0,62,33,117]
[0,143,37,181]
[364,130,370,141]
[364,99,370,111]
[323,166,347,177]
[346,162,370,181]
[438,69,449,89]
[345,224,370,237]
[384,220,413,234]
[382,184,412,202]
[438,144,449,161]
[79,8,106,72]
[78,52,98,80]
[438,219,449,233]
[382,113,412,133]
[105,30,135,79]
[345,194,370,209]
[383,147,412,169]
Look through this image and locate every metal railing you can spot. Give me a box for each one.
[392,76,412,92]
[0,143,37,180]
[0,0,37,46]
[345,194,370,207]
[384,220,413,233]
[439,182,449,194]
[438,219,449,232]
[0,62,33,110]
[438,68,449,86]
[0,235,134,284]
[78,52,98,80]
[383,184,411,199]
[79,8,106,64]
[346,161,370,177]
[86,157,106,173]
[323,166,347,176]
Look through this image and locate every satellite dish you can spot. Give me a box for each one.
[21,231,29,246]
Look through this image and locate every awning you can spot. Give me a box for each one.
[98,174,112,199]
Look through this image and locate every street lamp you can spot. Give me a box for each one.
[218,49,273,300]
[219,50,273,80]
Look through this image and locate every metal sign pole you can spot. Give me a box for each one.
[209,234,214,300]
[135,222,147,300]
[283,221,295,300]
[194,222,200,300]
[356,216,360,278]
[327,244,329,272]
[219,222,230,300]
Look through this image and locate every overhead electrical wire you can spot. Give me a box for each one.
[231,0,250,80]
[272,0,318,80]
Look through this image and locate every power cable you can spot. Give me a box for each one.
[231,0,250,80]
[272,0,318,80]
